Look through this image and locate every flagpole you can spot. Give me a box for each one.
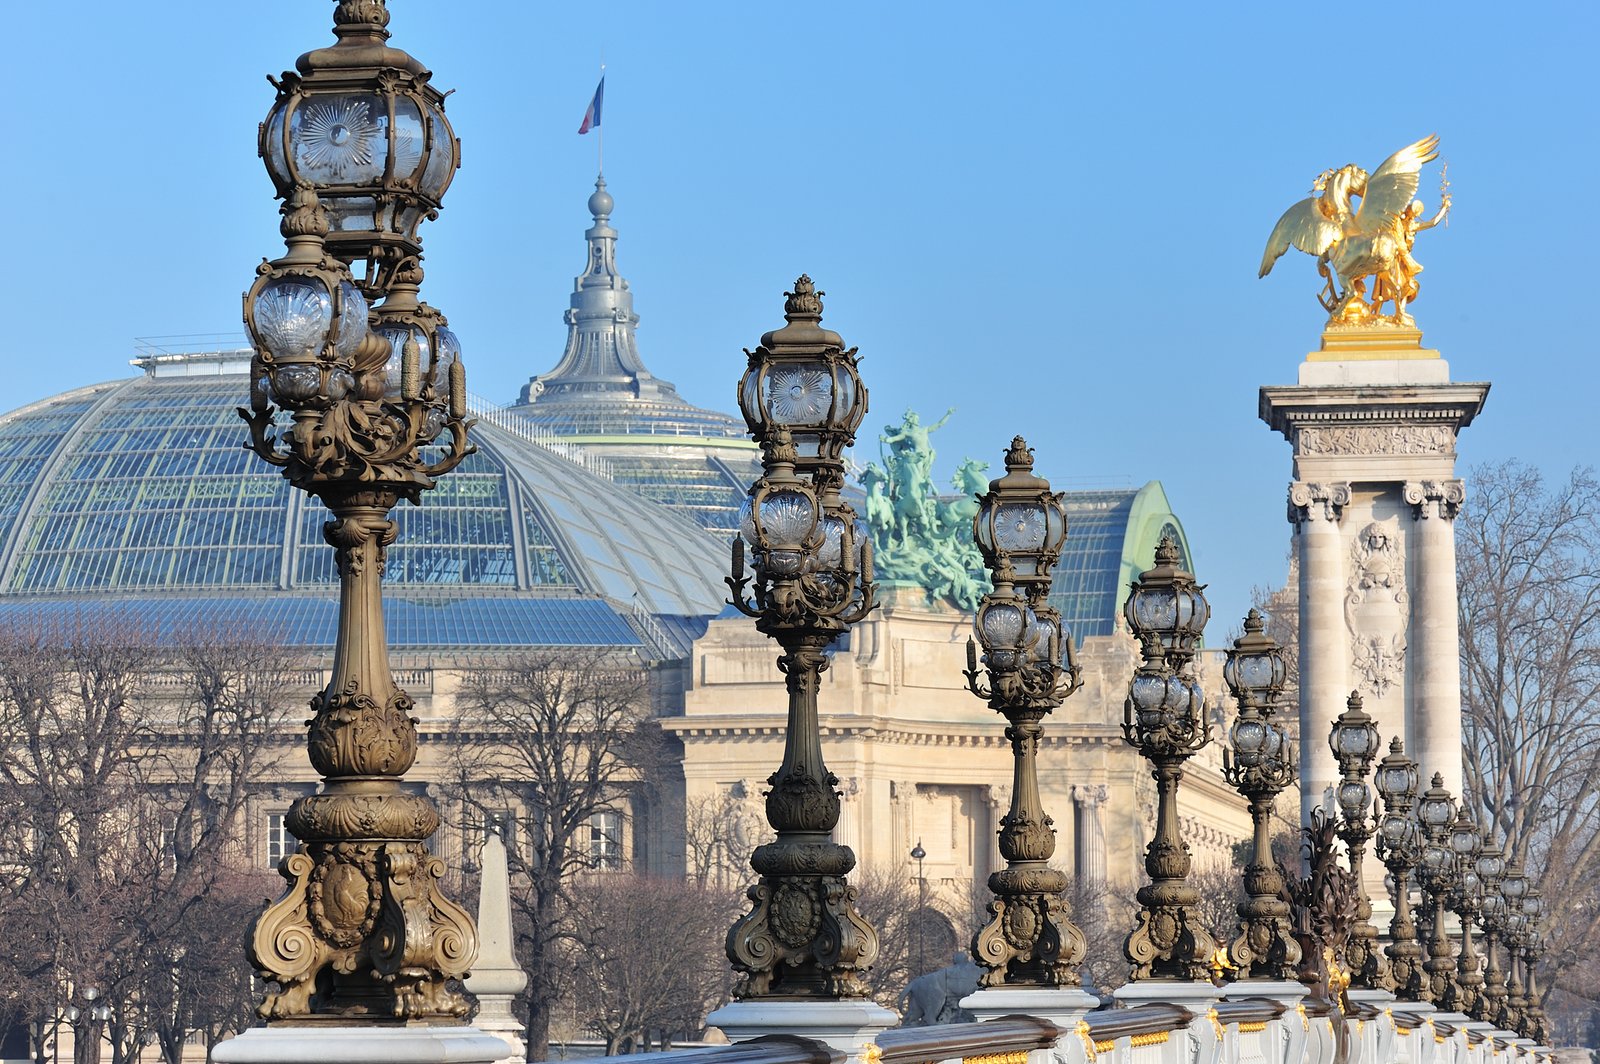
[598,61,605,176]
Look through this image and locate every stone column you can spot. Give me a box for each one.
[833,776,861,855]
[1405,479,1466,797]
[1071,784,1108,886]
[465,834,528,1064]
[1290,480,1350,827]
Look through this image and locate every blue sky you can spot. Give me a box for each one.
[3,1,1596,631]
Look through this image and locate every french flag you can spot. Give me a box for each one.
[578,76,604,135]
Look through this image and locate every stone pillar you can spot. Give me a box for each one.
[465,834,527,1064]
[1262,327,1488,821]
[1290,480,1350,826]
[834,776,861,855]
[1071,783,1108,885]
[1406,479,1466,796]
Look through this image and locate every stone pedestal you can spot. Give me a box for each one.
[1261,326,1489,833]
[706,1000,896,1064]
[465,835,528,1064]
[961,986,1099,1025]
[212,1026,511,1064]
[1112,980,1223,1011]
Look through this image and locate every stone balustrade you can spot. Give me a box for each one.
[603,999,1552,1064]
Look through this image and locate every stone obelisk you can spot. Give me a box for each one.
[1261,325,1488,826]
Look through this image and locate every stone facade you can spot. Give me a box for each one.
[660,588,1251,922]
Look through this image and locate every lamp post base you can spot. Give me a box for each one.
[212,1026,511,1064]
[961,986,1099,1026]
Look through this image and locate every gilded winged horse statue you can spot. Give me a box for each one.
[1260,135,1451,327]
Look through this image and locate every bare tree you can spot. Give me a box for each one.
[445,648,671,1060]
[683,789,768,891]
[1457,462,1600,1025]
[563,874,736,1053]
[0,616,292,1064]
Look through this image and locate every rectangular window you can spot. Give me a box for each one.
[267,812,292,869]
[588,809,622,871]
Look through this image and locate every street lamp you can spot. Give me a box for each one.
[911,840,928,977]
[1221,609,1300,982]
[1445,808,1485,1015]
[962,438,1085,987]
[1500,865,1529,1033]
[725,277,878,999]
[1473,839,1509,1025]
[1374,737,1426,999]
[240,0,478,1023]
[1414,773,1461,1007]
[1520,888,1548,1044]
[1328,691,1387,990]
[69,987,110,1064]
[1121,536,1213,981]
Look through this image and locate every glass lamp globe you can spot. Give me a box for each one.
[972,437,1067,589]
[1223,609,1286,710]
[1421,841,1451,876]
[740,480,818,580]
[1024,604,1065,671]
[1502,867,1528,901]
[1231,716,1268,764]
[1329,691,1381,765]
[1123,535,1209,657]
[1522,890,1542,918]
[737,277,865,474]
[1450,812,1482,857]
[1418,775,1456,829]
[1338,779,1370,819]
[259,5,459,284]
[976,596,1032,672]
[248,272,368,409]
[1476,844,1506,884]
[1376,738,1419,806]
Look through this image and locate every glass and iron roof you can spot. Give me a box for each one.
[1048,482,1194,641]
[0,353,732,648]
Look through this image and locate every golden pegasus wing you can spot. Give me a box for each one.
[1354,134,1440,233]
[1259,196,1342,278]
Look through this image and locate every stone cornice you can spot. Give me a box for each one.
[1258,381,1491,442]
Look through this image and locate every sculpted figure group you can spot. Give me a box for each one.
[860,409,988,612]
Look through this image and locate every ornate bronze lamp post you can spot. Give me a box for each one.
[1521,889,1547,1043]
[1120,537,1214,981]
[1328,692,1386,990]
[239,0,477,1023]
[1498,865,1529,1033]
[1472,839,1508,1024]
[1374,738,1426,999]
[1444,809,1485,1015]
[962,438,1085,987]
[1415,773,1460,1007]
[725,277,878,999]
[1220,609,1300,981]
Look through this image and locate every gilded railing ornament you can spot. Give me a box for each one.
[725,279,879,998]
[1260,135,1451,327]
[239,0,477,1024]
[962,438,1085,986]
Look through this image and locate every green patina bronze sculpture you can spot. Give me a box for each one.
[860,409,988,612]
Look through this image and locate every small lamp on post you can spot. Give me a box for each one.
[1445,809,1486,1015]
[724,278,879,1000]
[1520,889,1547,1044]
[1328,691,1387,990]
[911,840,928,977]
[1499,865,1529,1033]
[1120,536,1214,982]
[1414,773,1461,1007]
[1473,840,1509,1025]
[1374,738,1426,999]
[1221,609,1300,982]
[963,438,1084,987]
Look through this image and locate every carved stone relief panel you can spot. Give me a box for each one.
[1296,425,1455,457]
[1345,518,1408,698]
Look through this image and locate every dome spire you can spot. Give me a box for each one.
[518,176,679,405]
